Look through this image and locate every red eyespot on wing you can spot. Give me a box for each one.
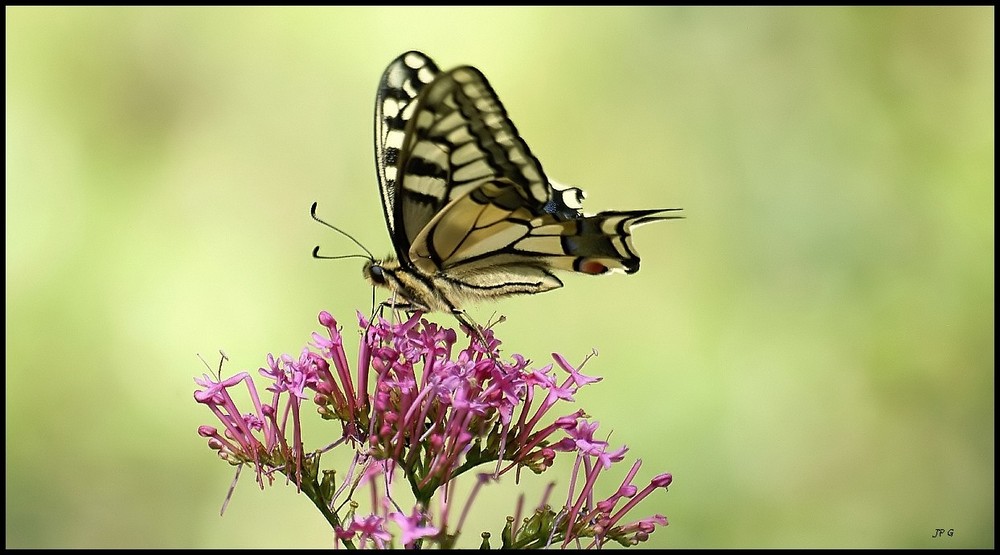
[578,259,610,275]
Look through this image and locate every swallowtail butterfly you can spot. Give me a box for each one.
[342,51,681,322]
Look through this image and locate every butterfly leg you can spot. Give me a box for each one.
[377,298,425,320]
[376,299,500,367]
[449,309,504,368]
[363,299,425,341]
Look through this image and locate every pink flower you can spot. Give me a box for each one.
[334,514,391,549]
[388,507,439,547]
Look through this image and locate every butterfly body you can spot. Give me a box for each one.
[363,255,554,315]
[366,51,680,314]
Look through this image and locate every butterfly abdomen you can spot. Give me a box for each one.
[366,254,566,313]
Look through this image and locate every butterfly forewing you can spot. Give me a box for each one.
[375,52,588,263]
[374,51,441,262]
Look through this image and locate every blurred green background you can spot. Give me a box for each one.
[5,6,993,549]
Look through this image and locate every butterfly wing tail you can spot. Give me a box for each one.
[540,208,682,275]
[629,208,684,227]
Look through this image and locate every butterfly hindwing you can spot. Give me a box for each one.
[412,179,674,279]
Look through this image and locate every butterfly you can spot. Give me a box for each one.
[317,51,680,327]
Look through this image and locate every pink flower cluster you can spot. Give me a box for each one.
[195,311,671,548]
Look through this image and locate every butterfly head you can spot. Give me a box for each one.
[363,256,438,312]
[364,256,410,294]
[363,258,390,288]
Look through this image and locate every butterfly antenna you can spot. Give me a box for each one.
[311,247,373,262]
[310,201,376,261]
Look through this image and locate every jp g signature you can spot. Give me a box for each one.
[932,528,955,538]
